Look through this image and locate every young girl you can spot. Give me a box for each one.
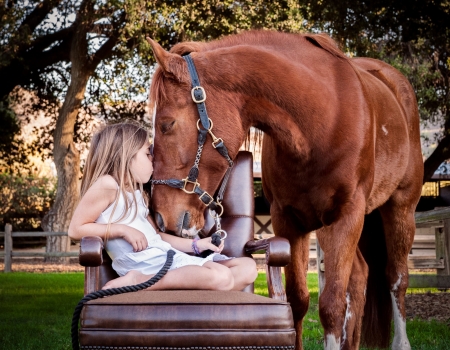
[68,122,257,291]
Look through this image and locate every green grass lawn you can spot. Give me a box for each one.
[0,272,449,350]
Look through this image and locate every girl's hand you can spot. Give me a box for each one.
[196,237,224,254]
[121,226,148,252]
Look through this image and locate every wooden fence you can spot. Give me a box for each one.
[0,224,78,272]
[411,207,450,288]
[1,208,450,289]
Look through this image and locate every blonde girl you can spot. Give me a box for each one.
[69,122,257,290]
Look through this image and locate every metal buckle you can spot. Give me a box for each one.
[212,137,223,148]
[209,202,224,218]
[191,86,206,103]
[182,178,199,194]
[199,191,214,206]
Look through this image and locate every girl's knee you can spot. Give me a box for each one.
[243,258,258,283]
[211,267,234,291]
[234,257,258,284]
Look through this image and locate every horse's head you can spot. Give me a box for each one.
[147,39,247,237]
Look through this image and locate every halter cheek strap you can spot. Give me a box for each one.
[151,54,234,217]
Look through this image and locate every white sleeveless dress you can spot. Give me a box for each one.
[95,189,231,277]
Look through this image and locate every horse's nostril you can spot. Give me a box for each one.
[155,212,165,232]
[182,212,191,230]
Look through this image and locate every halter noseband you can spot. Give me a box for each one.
[151,54,234,218]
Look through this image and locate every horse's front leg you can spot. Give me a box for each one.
[271,205,310,350]
[317,194,365,350]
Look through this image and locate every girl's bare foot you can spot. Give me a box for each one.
[102,270,146,290]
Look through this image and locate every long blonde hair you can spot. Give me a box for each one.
[81,121,150,241]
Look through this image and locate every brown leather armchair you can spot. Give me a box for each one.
[77,151,295,350]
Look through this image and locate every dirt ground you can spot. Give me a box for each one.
[1,258,449,325]
[405,291,450,325]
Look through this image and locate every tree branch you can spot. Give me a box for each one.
[27,36,72,70]
[29,26,74,54]
[88,35,119,72]
[87,7,126,70]
[90,23,114,35]
[18,0,63,35]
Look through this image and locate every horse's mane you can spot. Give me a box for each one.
[302,33,348,60]
[170,31,349,59]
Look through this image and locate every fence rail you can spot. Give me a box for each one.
[0,224,78,272]
[2,208,450,289]
[410,207,450,288]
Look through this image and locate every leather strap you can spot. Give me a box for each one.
[183,55,210,131]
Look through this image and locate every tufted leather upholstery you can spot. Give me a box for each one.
[78,151,295,350]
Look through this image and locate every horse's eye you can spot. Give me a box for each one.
[160,120,175,134]
[149,144,154,157]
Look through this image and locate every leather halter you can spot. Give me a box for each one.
[151,54,234,217]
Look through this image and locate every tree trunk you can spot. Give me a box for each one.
[423,133,450,183]
[41,73,88,262]
[41,9,91,263]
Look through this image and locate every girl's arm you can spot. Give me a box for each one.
[68,175,148,252]
[147,215,223,253]
[158,231,224,254]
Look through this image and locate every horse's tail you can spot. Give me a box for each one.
[359,209,392,349]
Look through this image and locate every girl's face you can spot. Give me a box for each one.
[130,141,153,184]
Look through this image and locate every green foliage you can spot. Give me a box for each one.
[155,0,304,42]
[0,0,307,172]
[371,40,446,126]
[300,1,450,53]
[0,173,56,231]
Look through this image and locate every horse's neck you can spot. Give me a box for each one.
[241,97,311,159]
[203,46,333,157]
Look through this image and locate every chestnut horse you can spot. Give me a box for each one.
[147,31,423,350]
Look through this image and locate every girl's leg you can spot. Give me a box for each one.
[102,261,234,291]
[216,257,258,291]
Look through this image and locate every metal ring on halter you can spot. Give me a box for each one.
[197,118,213,131]
[208,203,224,218]
[191,86,206,103]
[214,230,227,241]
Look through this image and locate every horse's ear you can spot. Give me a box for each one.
[146,37,187,81]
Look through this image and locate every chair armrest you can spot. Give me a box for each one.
[245,236,291,266]
[245,237,290,301]
[79,236,104,267]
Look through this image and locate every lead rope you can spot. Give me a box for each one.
[71,250,175,350]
